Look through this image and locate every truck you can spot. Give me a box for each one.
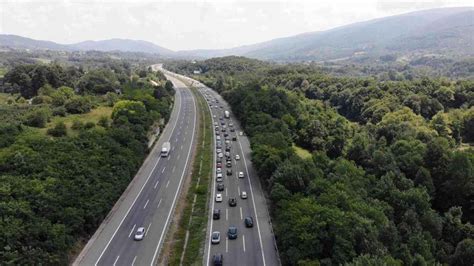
[161,141,171,157]
[224,110,230,119]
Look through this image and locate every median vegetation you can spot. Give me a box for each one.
[0,60,174,264]
[166,80,213,265]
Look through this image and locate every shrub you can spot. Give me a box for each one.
[71,120,84,130]
[31,95,52,105]
[47,122,67,137]
[84,121,95,129]
[65,96,92,114]
[24,108,51,128]
[98,116,110,128]
[52,106,67,117]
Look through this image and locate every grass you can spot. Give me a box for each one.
[0,68,7,78]
[41,106,113,135]
[293,143,312,159]
[0,92,17,104]
[167,83,213,265]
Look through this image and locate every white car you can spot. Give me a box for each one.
[218,153,223,158]
[216,173,223,182]
[134,227,145,241]
[216,148,222,153]
[216,168,222,173]
[241,191,247,199]
[216,193,223,202]
[238,171,244,178]
[239,131,243,136]
[211,231,221,244]
[235,155,240,160]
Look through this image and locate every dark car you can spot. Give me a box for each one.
[230,128,235,132]
[227,226,238,239]
[232,136,237,141]
[216,157,222,163]
[224,132,229,137]
[244,216,254,228]
[217,183,224,191]
[226,169,232,176]
[226,161,232,167]
[228,197,237,207]
[216,162,222,168]
[213,209,221,220]
[225,146,231,152]
[213,254,223,266]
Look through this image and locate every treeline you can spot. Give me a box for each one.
[0,61,174,263]
[166,56,473,265]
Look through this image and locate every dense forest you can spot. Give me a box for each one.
[166,57,473,265]
[0,59,174,263]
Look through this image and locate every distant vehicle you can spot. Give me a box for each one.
[213,209,221,220]
[225,152,230,158]
[134,227,145,241]
[228,197,237,207]
[232,136,237,141]
[226,161,232,167]
[217,183,224,191]
[241,191,247,199]
[161,142,171,157]
[225,146,231,152]
[238,171,244,178]
[211,231,221,244]
[230,128,235,132]
[224,110,230,118]
[239,131,243,136]
[226,169,232,176]
[215,131,220,136]
[217,157,222,163]
[216,136,221,140]
[244,216,254,228]
[227,226,238,239]
[216,193,223,202]
[216,148,222,154]
[216,168,222,174]
[216,173,223,182]
[229,123,234,127]
[235,155,240,160]
[213,254,223,266]
[218,153,223,158]
[216,162,222,168]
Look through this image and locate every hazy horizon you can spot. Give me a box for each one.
[0,0,472,51]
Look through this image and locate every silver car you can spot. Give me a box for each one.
[134,227,145,241]
[211,231,221,244]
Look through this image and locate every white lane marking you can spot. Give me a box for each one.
[243,234,246,253]
[113,256,119,266]
[128,224,136,238]
[238,186,240,196]
[172,166,176,173]
[154,180,159,189]
[143,199,149,209]
[150,79,198,265]
[226,208,228,221]
[146,223,152,236]
[167,156,171,160]
[177,154,181,160]
[162,167,166,173]
[131,256,137,266]
[95,83,183,265]
[166,180,170,188]
[237,129,267,266]
[157,198,162,208]
[225,188,227,197]
[226,238,228,253]
[240,207,243,220]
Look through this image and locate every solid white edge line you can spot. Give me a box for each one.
[150,76,198,265]
[94,74,183,266]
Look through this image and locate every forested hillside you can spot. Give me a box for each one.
[0,60,174,263]
[166,57,473,265]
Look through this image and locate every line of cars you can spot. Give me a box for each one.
[204,91,254,265]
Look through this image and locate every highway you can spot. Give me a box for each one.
[173,76,280,266]
[74,73,198,266]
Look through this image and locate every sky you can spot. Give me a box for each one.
[0,0,472,51]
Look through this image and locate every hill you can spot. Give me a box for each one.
[180,7,474,62]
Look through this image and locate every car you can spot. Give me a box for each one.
[221,128,226,132]
[224,132,229,137]
[216,168,222,174]
[230,128,235,132]
[227,226,238,239]
[211,231,221,244]
[215,193,223,202]
[220,121,225,125]
[226,161,232,167]
[238,171,244,178]
[213,254,223,266]
[235,154,240,160]
[216,173,223,182]
[225,146,231,152]
[216,148,222,154]
[216,136,221,140]
[229,123,234,127]
[228,197,237,207]
[226,140,231,145]
[216,162,222,168]
[134,227,145,241]
[219,117,223,120]
[225,152,230,158]
[217,183,224,191]
[213,116,217,119]
[218,153,223,158]
[214,121,217,125]
[232,136,237,141]
[215,131,220,136]
[244,216,254,228]
[241,191,247,199]
[213,209,221,220]
[216,157,222,163]
[226,169,232,176]
[239,131,243,136]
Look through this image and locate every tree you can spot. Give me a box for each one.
[23,108,51,128]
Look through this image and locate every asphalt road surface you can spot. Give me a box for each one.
[174,75,280,266]
[74,73,198,266]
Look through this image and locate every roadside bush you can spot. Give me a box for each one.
[52,106,67,117]
[47,122,67,137]
[84,121,96,129]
